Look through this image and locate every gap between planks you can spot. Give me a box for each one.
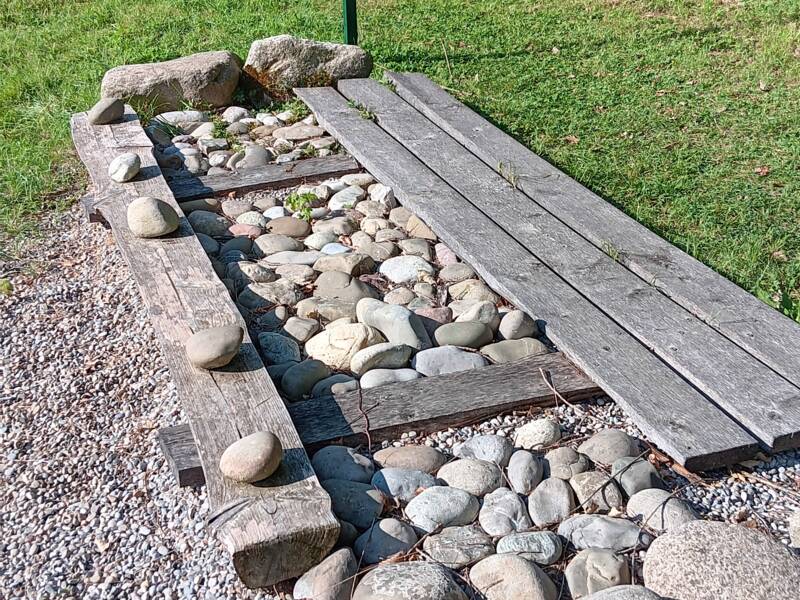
[158,352,602,487]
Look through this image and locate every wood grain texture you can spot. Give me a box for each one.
[295,85,759,471]
[387,72,800,394]
[169,154,360,201]
[159,352,602,486]
[71,108,338,588]
[337,78,800,453]
[157,425,205,487]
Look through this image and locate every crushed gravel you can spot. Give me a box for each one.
[1,206,798,599]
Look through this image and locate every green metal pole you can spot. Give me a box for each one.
[343,0,358,45]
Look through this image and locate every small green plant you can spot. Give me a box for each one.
[346,100,376,121]
[601,240,621,262]
[756,283,800,323]
[284,192,317,222]
[271,97,310,123]
[300,144,318,158]
[497,161,519,187]
[0,278,12,296]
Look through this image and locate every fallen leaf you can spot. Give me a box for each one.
[771,250,788,262]
[551,47,560,55]
[758,80,771,92]
[95,538,110,553]
[564,135,580,144]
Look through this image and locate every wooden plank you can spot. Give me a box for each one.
[168,154,360,201]
[387,72,800,393]
[159,352,603,486]
[157,425,205,487]
[295,86,759,471]
[337,78,800,453]
[71,107,338,588]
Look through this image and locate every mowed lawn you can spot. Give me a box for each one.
[1,0,799,310]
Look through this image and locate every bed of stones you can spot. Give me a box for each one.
[171,155,548,401]
[144,105,340,179]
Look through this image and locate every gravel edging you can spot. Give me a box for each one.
[1,206,798,599]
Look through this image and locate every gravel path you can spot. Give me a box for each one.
[1,207,798,599]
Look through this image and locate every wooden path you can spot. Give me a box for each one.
[296,76,800,468]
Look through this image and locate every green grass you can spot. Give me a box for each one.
[1,0,799,310]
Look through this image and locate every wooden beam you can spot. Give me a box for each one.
[159,352,603,487]
[71,107,338,588]
[168,154,360,201]
[387,72,800,393]
[157,425,205,487]
[295,85,759,471]
[336,78,800,453]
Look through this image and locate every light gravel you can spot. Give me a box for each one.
[1,207,797,599]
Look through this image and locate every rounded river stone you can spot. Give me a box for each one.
[185,325,243,369]
[352,562,467,600]
[219,431,283,483]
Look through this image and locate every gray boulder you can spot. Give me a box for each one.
[496,531,562,565]
[371,468,437,505]
[257,332,301,365]
[281,359,331,401]
[544,446,592,479]
[101,51,241,111]
[478,487,532,536]
[405,486,479,533]
[321,479,385,530]
[558,515,653,551]
[360,368,421,389]
[88,97,124,125]
[583,586,663,600]
[626,489,697,532]
[353,518,417,564]
[470,554,558,600]
[356,298,432,350]
[565,549,631,599]
[436,458,503,497]
[312,445,374,483]
[611,456,665,497]
[578,429,641,465]
[126,196,179,238]
[570,470,624,513]
[185,325,243,369]
[455,434,514,467]
[373,445,447,474]
[507,449,543,494]
[528,477,575,527]
[412,345,487,376]
[643,520,800,599]
[422,525,495,569]
[352,562,467,600]
[293,548,357,600]
[245,35,372,98]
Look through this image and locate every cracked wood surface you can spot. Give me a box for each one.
[70,107,338,588]
[296,85,760,470]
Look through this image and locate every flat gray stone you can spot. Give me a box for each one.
[305,231,338,250]
[480,338,549,363]
[478,487,533,536]
[357,298,432,350]
[578,430,641,466]
[583,586,663,600]
[570,471,624,513]
[371,468,437,505]
[263,250,323,266]
[455,435,514,467]
[373,446,447,474]
[438,263,475,283]
[108,152,141,182]
[266,215,311,237]
[312,446,374,483]
[187,209,230,237]
[257,332,301,365]
[496,531,562,565]
[544,446,592,479]
[293,548,357,600]
[314,271,379,302]
[405,486,479,533]
[352,562,467,600]
[448,279,499,303]
[515,419,562,450]
[296,297,358,322]
[321,479,385,530]
[254,305,289,332]
[359,368,421,389]
[321,242,352,255]
[281,316,320,343]
[350,342,413,376]
[311,374,356,397]
[88,97,124,125]
[253,233,304,257]
[379,255,435,284]
[312,216,357,236]
[498,310,538,340]
[313,253,375,276]
[528,477,575,527]
[643,520,800,600]
[565,549,631,599]
[558,515,653,551]
[126,196,179,238]
[281,359,331,401]
[626,489,697,532]
[329,185,366,211]
[436,458,503,497]
[611,456,665,497]
[219,431,283,483]
[455,301,500,331]
[353,518,417,564]
[305,323,385,370]
[412,345,487,376]
[422,525,495,569]
[470,554,558,600]
[434,321,493,349]
[507,450,543,494]
[383,287,416,305]
[238,279,302,308]
[185,325,243,369]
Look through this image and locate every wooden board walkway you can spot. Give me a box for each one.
[71,108,339,588]
[387,73,800,392]
[296,80,800,468]
[159,352,601,487]
[334,78,800,453]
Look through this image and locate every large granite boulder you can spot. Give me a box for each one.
[244,35,372,98]
[101,51,241,111]
[643,520,800,599]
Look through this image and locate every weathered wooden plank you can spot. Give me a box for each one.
[387,72,800,393]
[295,86,759,471]
[168,154,361,201]
[157,425,205,487]
[159,352,602,486]
[71,107,338,588]
[337,78,800,453]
